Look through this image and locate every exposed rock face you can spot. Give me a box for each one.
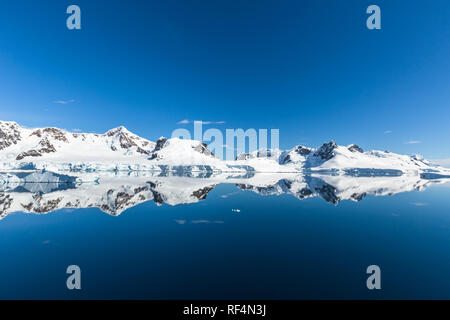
[16,137,57,160]
[279,145,312,164]
[16,150,42,160]
[42,128,68,143]
[0,122,21,150]
[119,133,137,149]
[106,126,139,150]
[154,137,167,152]
[279,154,291,164]
[38,138,57,153]
[29,128,68,144]
[136,147,150,155]
[30,129,42,138]
[192,143,215,157]
[148,137,168,160]
[314,141,338,161]
[294,145,311,156]
[348,144,364,153]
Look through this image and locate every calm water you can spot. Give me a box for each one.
[0,174,450,299]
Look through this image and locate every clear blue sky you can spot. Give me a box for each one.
[0,0,449,158]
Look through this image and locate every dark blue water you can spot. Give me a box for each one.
[1,181,450,299]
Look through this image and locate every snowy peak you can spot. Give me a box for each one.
[235,140,448,174]
[313,140,338,161]
[0,122,156,162]
[29,127,69,143]
[148,137,218,164]
[104,126,154,154]
[279,145,311,164]
[347,144,364,153]
[0,121,22,151]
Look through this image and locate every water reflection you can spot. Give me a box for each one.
[0,170,448,219]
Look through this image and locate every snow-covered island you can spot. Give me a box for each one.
[1,120,450,219]
[0,120,449,179]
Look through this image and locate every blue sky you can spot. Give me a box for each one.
[0,0,449,158]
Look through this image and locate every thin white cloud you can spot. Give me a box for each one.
[54,99,75,105]
[405,140,421,144]
[384,130,392,134]
[178,119,227,125]
[193,120,226,125]
[72,128,82,132]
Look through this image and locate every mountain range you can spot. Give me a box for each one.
[0,120,449,176]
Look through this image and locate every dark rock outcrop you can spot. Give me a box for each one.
[16,150,42,160]
[0,123,21,150]
[154,137,167,152]
[192,143,215,158]
[348,144,364,153]
[314,141,338,161]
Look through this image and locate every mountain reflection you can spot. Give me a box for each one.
[0,170,448,219]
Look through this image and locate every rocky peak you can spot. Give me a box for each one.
[294,145,311,156]
[314,141,338,161]
[0,121,22,150]
[348,144,364,153]
[105,126,131,136]
[105,126,142,150]
[148,137,168,160]
[192,142,215,158]
[42,128,69,143]
[154,137,168,152]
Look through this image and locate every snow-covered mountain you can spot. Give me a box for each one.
[0,121,449,175]
[0,121,155,167]
[1,171,448,220]
[235,140,449,174]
